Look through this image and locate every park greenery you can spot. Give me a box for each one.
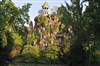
[0,0,100,66]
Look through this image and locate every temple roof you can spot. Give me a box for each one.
[42,1,49,9]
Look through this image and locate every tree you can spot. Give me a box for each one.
[57,0,99,66]
[83,0,100,64]
[0,0,31,64]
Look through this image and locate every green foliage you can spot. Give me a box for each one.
[0,0,31,64]
[22,45,40,62]
[44,44,60,63]
[35,15,46,23]
[57,0,100,65]
[10,45,22,58]
[11,33,23,45]
[0,0,100,65]
[1,33,7,47]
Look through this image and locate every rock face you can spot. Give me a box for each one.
[31,1,64,48]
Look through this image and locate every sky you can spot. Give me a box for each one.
[12,0,88,26]
[12,0,71,26]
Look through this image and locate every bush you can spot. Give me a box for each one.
[22,45,40,63]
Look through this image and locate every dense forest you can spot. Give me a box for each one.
[0,0,100,66]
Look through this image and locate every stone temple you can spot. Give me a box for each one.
[28,1,65,48]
